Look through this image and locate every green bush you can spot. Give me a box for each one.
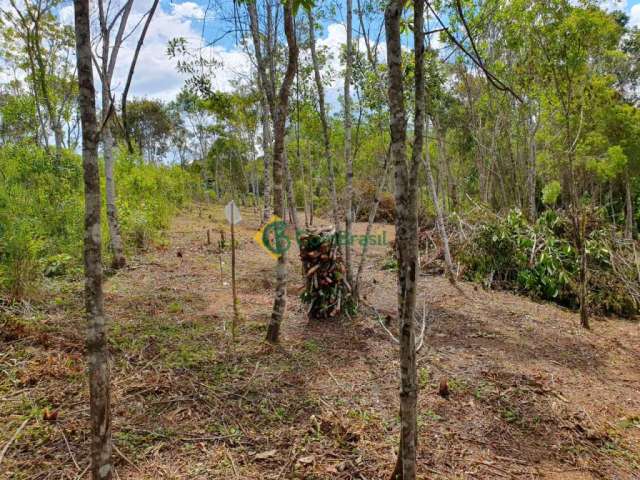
[459,208,638,316]
[115,150,197,251]
[0,143,83,298]
[0,143,200,298]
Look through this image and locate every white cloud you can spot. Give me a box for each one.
[600,0,628,11]
[171,1,204,19]
[630,4,640,27]
[58,4,74,25]
[90,1,249,101]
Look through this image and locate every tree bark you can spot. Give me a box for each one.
[344,0,354,288]
[260,98,273,223]
[284,143,300,232]
[625,173,634,240]
[73,0,112,478]
[424,119,456,284]
[307,9,340,231]
[102,126,126,268]
[386,0,420,477]
[266,0,298,343]
[527,114,538,221]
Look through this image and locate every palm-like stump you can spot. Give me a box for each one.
[299,229,355,320]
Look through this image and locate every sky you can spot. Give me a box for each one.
[86,0,639,103]
[3,0,640,103]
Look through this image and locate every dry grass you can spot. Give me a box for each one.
[1,204,639,479]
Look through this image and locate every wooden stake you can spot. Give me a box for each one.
[231,206,239,344]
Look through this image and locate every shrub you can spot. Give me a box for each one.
[115,151,197,251]
[0,143,200,298]
[0,143,83,298]
[459,208,638,316]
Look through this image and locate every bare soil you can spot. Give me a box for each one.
[1,204,639,479]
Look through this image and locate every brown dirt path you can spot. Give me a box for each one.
[1,204,638,479]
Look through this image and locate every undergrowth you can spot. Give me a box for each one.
[0,142,200,299]
[459,209,639,317]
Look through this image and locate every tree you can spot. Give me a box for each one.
[0,0,76,157]
[344,0,355,287]
[73,0,111,477]
[307,8,339,230]
[94,0,134,269]
[121,99,174,163]
[386,0,421,477]
[265,0,299,343]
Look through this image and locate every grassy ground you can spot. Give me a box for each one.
[1,203,639,479]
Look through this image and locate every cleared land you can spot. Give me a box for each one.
[1,204,639,479]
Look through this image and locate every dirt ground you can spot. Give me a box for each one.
[1,204,639,479]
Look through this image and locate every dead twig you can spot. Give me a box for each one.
[58,425,81,471]
[225,446,239,479]
[0,417,30,466]
[113,443,141,473]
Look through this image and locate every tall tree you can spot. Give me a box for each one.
[247,0,276,223]
[95,0,134,269]
[386,0,421,477]
[1,0,75,157]
[344,0,355,287]
[307,8,340,230]
[73,0,111,477]
[266,0,299,343]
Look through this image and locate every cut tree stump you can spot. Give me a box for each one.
[299,228,355,319]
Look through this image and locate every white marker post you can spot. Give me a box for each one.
[224,201,241,345]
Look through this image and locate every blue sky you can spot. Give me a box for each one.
[47,0,640,102]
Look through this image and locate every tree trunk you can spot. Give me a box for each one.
[625,173,634,240]
[527,116,538,221]
[386,0,420,477]
[344,0,354,288]
[577,210,589,329]
[260,99,273,223]
[102,126,126,268]
[424,119,456,284]
[284,144,300,232]
[308,9,340,231]
[266,0,298,343]
[73,0,112,478]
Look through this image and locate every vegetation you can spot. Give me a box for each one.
[0,143,198,298]
[1,0,639,479]
[459,209,640,316]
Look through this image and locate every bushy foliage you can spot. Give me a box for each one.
[0,143,199,299]
[459,209,638,317]
[115,151,197,250]
[0,143,83,297]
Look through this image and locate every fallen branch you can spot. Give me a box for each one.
[0,417,30,466]
[113,443,141,473]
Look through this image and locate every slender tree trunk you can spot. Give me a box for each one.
[527,116,538,221]
[577,210,589,329]
[386,0,420,477]
[355,152,390,296]
[424,119,455,284]
[308,9,340,231]
[344,0,354,287]
[284,144,300,232]
[625,173,634,240]
[266,0,298,343]
[73,0,112,477]
[99,19,126,268]
[102,126,126,268]
[260,99,273,223]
